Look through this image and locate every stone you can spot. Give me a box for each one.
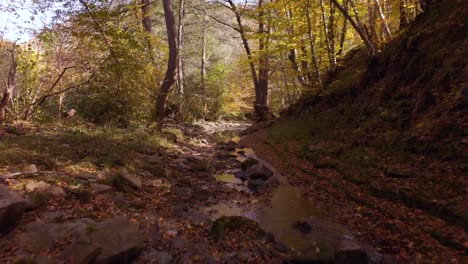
[115,169,142,190]
[78,172,97,182]
[90,183,112,194]
[45,185,66,198]
[244,164,273,180]
[241,158,259,170]
[96,168,113,183]
[24,181,50,192]
[335,239,368,264]
[0,185,25,234]
[62,236,102,264]
[20,218,95,252]
[140,249,172,264]
[247,180,267,191]
[192,188,212,201]
[43,211,64,222]
[22,164,39,174]
[91,216,144,264]
[145,179,163,187]
[190,159,210,171]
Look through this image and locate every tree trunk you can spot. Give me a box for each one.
[286,9,308,88]
[374,0,392,39]
[226,0,259,94]
[176,0,185,119]
[367,0,379,47]
[156,0,178,130]
[256,0,271,121]
[306,0,323,90]
[0,48,16,125]
[201,22,207,118]
[338,0,349,55]
[319,0,335,70]
[399,0,409,29]
[141,0,156,64]
[331,0,376,55]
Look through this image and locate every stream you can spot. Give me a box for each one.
[202,126,383,263]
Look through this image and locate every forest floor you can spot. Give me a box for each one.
[0,120,465,263]
[240,119,467,264]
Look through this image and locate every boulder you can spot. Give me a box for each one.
[244,164,273,181]
[45,186,66,198]
[90,216,144,264]
[241,158,259,170]
[115,169,142,190]
[0,185,25,234]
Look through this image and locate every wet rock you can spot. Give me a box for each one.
[335,239,368,264]
[0,185,25,234]
[241,158,259,170]
[114,169,142,190]
[222,140,238,151]
[90,183,112,194]
[245,164,273,180]
[291,220,312,234]
[247,179,267,191]
[22,164,39,174]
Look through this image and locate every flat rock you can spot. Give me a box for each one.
[62,235,102,264]
[91,216,144,263]
[90,183,112,194]
[0,185,25,234]
[96,168,112,183]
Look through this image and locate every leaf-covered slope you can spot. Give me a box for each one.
[283,0,467,157]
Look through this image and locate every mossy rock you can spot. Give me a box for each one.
[211,216,265,240]
[241,158,259,170]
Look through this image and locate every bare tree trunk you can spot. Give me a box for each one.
[331,0,376,55]
[374,0,392,39]
[306,0,324,90]
[256,0,271,121]
[201,21,207,118]
[286,9,308,88]
[0,47,16,125]
[367,0,379,47]
[319,0,335,69]
[338,0,349,55]
[328,0,337,66]
[225,0,259,94]
[176,0,185,119]
[156,0,178,130]
[141,0,156,64]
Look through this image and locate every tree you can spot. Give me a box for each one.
[156,0,179,130]
[0,45,16,125]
